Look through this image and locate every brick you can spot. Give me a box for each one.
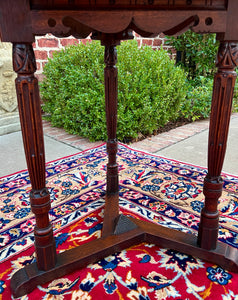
[34,50,48,60]
[153,39,162,47]
[38,38,59,48]
[49,50,59,58]
[59,133,78,140]
[81,39,91,45]
[151,139,172,147]
[42,121,51,128]
[54,133,74,139]
[35,73,45,82]
[36,62,41,71]
[134,144,160,153]
[142,39,152,46]
[64,136,83,142]
[41,61,48,69]
[171,48,177,54]
[60,38,79,47]
[43,128,65,136]
[168,129,187,136]
[71,139,88,147]
[136,39,141,47]
[71,139,101,149]
[176,128,196,134]
[171,133,190,139]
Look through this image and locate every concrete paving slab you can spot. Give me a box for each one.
[0,131,79,177]
[157,117,238,175]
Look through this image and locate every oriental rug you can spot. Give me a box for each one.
[0,143,238,299]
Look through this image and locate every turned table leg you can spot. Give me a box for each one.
[198,41,238,250]
[13,43,57,270]
[101,38,120,236]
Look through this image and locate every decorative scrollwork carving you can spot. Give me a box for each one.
[62,16,92,39]
[216,42,238,69]
[13,44,36,74]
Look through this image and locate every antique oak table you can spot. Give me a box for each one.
[1,0,238,297]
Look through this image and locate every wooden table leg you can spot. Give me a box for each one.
[12,43,57,270]
[92,31,134,237]
[198,40,238,249]
[99,37,120,237]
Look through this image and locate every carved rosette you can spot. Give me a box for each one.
[13,43,36,74]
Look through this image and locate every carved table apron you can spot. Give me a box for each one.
[1,0,238,297]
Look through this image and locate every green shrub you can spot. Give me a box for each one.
[166,30,218,79]
[180,76,213,121]
[165,31,217,121]
[40,40,187,142]
[180,76,238,122]
[167,30,238,119]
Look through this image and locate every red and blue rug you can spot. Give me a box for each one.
[0,143,238,299]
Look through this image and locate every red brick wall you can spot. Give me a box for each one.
[33,33,175,81]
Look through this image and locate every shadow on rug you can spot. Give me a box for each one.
[0,143,238,299]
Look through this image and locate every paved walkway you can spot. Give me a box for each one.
[1,113,238,177]
[42,117,211,153]
[42,112,238,175]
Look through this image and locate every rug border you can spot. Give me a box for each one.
[0,142,106,180]
[1,141,237,180]
[122,142,238,179]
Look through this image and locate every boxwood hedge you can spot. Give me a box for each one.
[40,40,188,142]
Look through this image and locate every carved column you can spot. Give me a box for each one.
[101,38,120,236]
[198,41,238,250]
[13,43,57,270]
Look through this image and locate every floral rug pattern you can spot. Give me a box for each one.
[0,143,238,299]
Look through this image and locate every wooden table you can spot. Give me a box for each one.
[1,1,238,297]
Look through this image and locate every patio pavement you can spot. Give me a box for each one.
[0,113,238,177]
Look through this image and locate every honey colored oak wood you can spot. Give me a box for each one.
[0,0,238,298]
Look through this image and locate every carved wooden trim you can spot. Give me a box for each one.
[216,41,238,70]
[30,10,227,39]
[13,44,37,74]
